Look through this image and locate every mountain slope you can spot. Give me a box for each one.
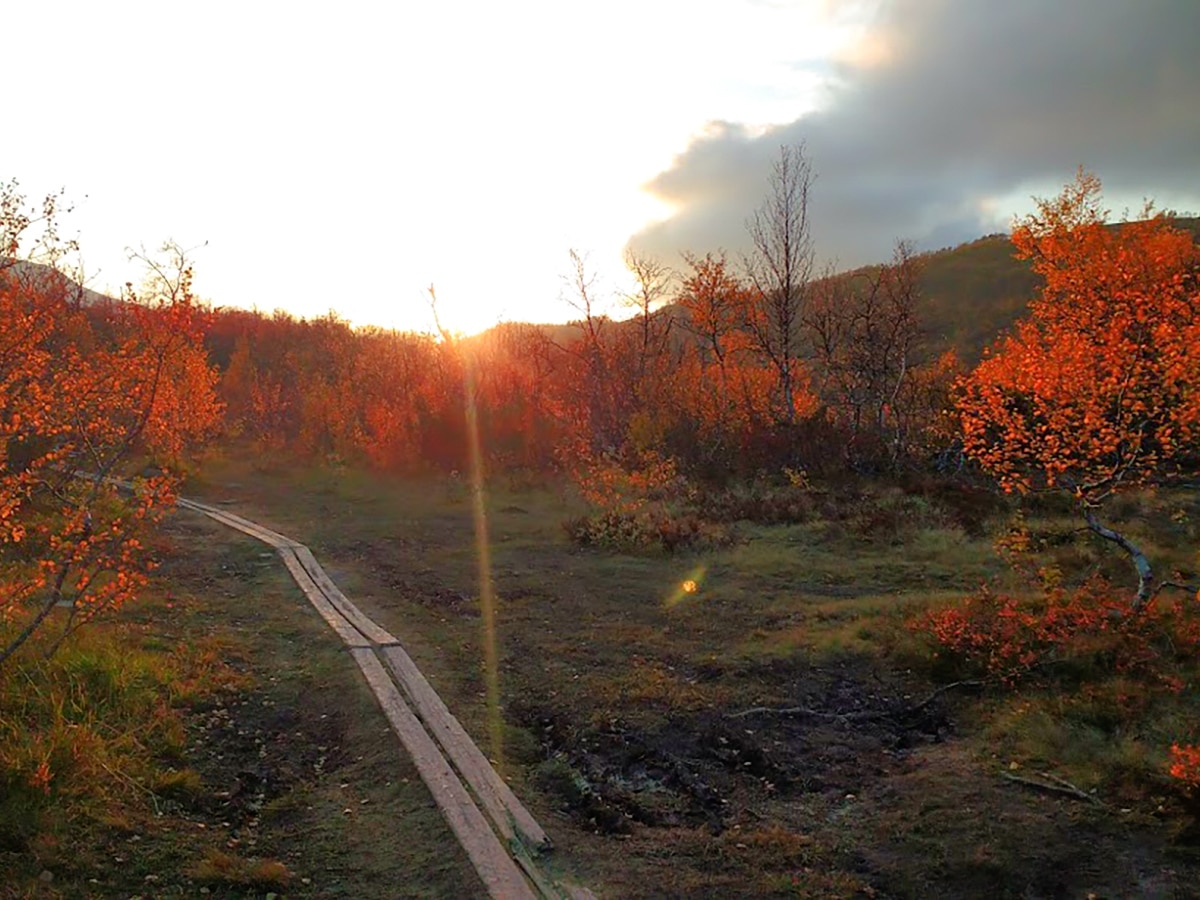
[0,258,117,308]
[914,216,1200,361]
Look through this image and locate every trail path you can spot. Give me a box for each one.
[176,494,590,900]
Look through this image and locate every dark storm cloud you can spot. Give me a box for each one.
[630,0,1200,269]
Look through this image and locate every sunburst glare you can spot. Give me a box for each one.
[665,565,708,609]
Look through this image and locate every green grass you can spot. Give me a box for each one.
[0,501,483,898]
[168,451,1200,894]
[6,442,1195,894]
[0,623,223,854]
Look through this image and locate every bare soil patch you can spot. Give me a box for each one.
[176,458,1200,898]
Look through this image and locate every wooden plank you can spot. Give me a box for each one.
[179,494,545,849]
[291,546,398,645]
[277,547,371,649]
[513,840,566,898]
[193,506,298,550]
[188,505,288,548]
[174,496,297,550]
[181,505,397,648]
[350,649,536,900]
[382,645,550,852]
[169,493,578,895]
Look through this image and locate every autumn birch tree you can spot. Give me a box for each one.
[0,187,220,665]
[959,171,1200,613]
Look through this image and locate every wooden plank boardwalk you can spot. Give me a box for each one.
[170,493,591,899]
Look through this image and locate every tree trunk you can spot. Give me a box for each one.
[1081,505,1154,614]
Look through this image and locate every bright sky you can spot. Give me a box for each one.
[6,1,875,335]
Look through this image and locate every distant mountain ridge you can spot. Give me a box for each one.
[491,216,1200,366]
[0,258,117,308]
[910,215,1200,361]
[11,215,1196,371]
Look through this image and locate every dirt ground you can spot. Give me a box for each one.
[165,459,1200,898]
[3,510,483,899]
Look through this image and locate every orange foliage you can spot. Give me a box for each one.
[573,448,687,517]
[1170,744,1200,789]
[899,349,965,450]
[916,576,1200,685]
[960,171,1200,502]
[202,241,869,481]
[1,188,220,664]
[677,252,748,366]
[672,252,820,464]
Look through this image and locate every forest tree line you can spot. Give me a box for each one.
[3,161,1200,674]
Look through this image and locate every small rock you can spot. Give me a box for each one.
[38,870,53,884]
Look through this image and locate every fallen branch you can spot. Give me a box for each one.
[1001,770,1105,807]
[726,705,872,723]
[727,679,985,723]
[1153,579,1200,601]
[903,680,985,714]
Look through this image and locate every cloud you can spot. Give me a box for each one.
[629,0,1200,269]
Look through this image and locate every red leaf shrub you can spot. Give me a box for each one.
[1170,744,1200,789]
[913,577,1200,684]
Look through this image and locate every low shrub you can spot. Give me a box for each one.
[564,511,657,550]
[912,577,1200,686]
[565,450,734,553]
[692,482,821,526]
[0,625,244,850]
[1171,744,1200,790]
[564,510,732,554]
[189,849,291,889]
[898,474,1011,537]
[912,573,1200,804]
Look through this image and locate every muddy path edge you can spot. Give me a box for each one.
[116,483,589,899]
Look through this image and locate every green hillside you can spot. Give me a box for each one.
[911,216,1200,361]
[914,233,1039,361]
[915,216,1200,361]
[488,217,1198,367]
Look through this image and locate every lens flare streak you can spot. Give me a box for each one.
[665,565,708,609]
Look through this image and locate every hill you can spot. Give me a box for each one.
[621,215,1199,365]
[478,232,1040,367]
[927,216,1199,360]
[911,233,1040,361]
[0,258,117,308]
[820,216,1200,364]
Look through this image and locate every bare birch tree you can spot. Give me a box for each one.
[806,240,924,466]
[621,248,674,384]
[744,143,816,423]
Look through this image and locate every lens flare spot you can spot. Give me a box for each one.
[665,566,707,609]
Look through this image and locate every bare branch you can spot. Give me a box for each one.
[743,143,817,422]
[1001,771,1105,807]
